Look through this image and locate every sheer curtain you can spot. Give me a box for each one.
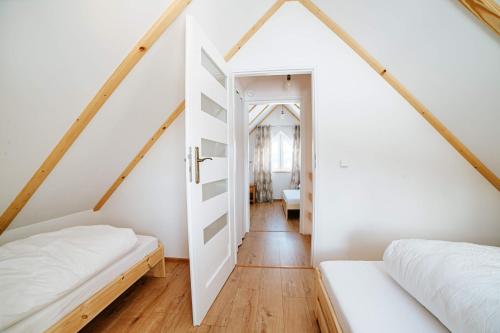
[290,125,301,189]
[254,126,273,202]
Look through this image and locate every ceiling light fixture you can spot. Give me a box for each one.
[284,74,292,90]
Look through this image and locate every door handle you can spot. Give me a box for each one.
[195,147,213,184]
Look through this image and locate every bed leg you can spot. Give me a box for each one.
[147,258,167,278]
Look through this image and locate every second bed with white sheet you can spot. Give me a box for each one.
[318,261,448,333]
[282,189,300,220]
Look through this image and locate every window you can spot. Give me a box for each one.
[272,131,293,172]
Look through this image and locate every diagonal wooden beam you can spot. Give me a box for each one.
[459,0,500,35]
[94,101,185,211]
[283,105,300,122]
[98,0,500,214]
[249,105,271,126]
[250,105,278,134]
[94,0,287,210]
[299,0,499,191]
[0,0,191,233]
[224,0,286,61]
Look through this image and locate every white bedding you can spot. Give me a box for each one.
[319,261,448,333]
[4,235,158,333]
[0,225,138,331]
[283,189,300,209]
[384,239,500,333]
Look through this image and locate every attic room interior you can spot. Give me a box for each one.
[0,0,499,332]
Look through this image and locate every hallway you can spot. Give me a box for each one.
[249,201,299,232]
[238,201,311,268]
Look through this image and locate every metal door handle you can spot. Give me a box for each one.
[195,147,212,184]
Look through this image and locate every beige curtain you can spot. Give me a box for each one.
[254,126,273,202]
[290,125,301,189]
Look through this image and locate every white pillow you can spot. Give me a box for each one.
[383,239,500,333]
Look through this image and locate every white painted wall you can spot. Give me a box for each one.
[316,0,500,176]
[0,0,276,230]
[0,0,179,227]
[1,0,498,263]
[230,2,500,264]
[97,114,188,258]
[0,210,101,246]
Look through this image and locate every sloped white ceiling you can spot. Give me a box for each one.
[0,0,498,229]
[0,0,177,225]
[314,0,500,175]
[248,104,300,132]
[229,1,500,261]
[0,0,275,228]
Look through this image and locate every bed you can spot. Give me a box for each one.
[314,239,500,333]
[0,225,165,333]
[282,189,300,220]
[315,262,448,333]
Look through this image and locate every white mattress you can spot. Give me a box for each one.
[319,261,448,333]
[5,235,158,333]
[283,189,300,209]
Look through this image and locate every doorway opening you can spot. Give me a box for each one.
[233,73,314,268]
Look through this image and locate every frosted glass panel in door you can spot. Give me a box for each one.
[201,93,227,123]
[201,48,226,87]
[202,179,227,201]
[201,138,227,158]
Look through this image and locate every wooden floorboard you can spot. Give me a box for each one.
[250,201,299,232]
[239,202,311,267]
[237,232,311,267]
[83,262,318,332]
[84,202,316,332]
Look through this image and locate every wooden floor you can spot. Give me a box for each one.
[237,231,311,267]
[250,201,299,232]
[239,202,311,268]
[82,261,319,332]
[83,202,317,332]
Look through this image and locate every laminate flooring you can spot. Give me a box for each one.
[82,261,319,333]
[239,202,311,268]
[83,202,316,332]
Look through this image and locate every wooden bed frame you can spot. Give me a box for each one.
[314,267,343,333]
[46,242,166,333]
[281,198,299,220]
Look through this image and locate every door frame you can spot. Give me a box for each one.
[230,67,318,267]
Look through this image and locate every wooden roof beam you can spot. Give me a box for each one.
[0,0,191,233]
[94,102,185,211]
[96,0,499,213]
[299,0,499,190]
[95,0,287,210]
[459,0,500,35]
[250,105,278,134]
[283,104,300,121]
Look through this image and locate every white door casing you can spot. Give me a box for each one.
[185,15,234,326]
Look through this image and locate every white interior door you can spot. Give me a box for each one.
[185,15,234,326]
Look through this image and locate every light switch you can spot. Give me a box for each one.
[339,160,349,168]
